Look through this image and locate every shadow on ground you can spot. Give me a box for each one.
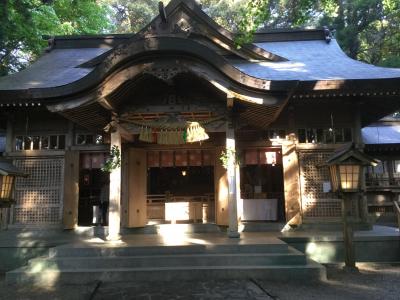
[1,263,399,300]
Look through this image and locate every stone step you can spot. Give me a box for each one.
[7,262,326,285]
[5,234,327,286]
[28,251,307,270]
[49,243,290,258]
[122,223,222,235]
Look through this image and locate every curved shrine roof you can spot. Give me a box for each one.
[0,48,109,90]
[233,40,400,81]
[1,38,399,92]
[0,0,399,98]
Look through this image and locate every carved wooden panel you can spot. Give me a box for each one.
[13,158,64,225]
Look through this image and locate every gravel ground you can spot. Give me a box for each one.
[0,264,399,300]
[258,263,400,300]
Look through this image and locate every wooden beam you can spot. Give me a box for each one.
[111,120,135,142]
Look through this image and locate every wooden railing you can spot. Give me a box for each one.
[366,173,400,188]
[147,194,215,222]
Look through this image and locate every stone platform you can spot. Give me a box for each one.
[6,232,325,286]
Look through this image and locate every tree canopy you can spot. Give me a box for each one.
[0,0,113,75]
[0,0,399,76]
[236,0,400,67]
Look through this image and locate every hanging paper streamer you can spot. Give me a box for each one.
[186,122,209,143]
[156,129,187,145]
[139,126,154,143]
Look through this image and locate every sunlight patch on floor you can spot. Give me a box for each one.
[305,242,336,263]
[158,224,188,245]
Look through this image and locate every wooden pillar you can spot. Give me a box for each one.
[65,121,74,149]
[354,107,368,223]
[5,118,13,153]
[0,207,10,230]
[353,108,363,148]
[62,150,80,229]
[215,146,229,225]
[121,148,129,227]
[127,148,147,228]
[2,118,14,229]
[342,193,357,270]
[226,106,239,238]
[282,142,302,226]
[236,164,243,222]
[107,127,122,240]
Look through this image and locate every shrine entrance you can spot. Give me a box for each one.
[124,146,217,226]
[146,149,215,224]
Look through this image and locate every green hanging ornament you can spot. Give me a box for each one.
[182,130,187,143]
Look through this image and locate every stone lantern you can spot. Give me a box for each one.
[325,143,379,270]
[0,159,28,229]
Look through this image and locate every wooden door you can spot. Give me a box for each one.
[127,148,147,227]
[214,146,229,225]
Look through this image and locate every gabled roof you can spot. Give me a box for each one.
[0,0,399,105]
[0,159,28,177]
[326,143,379,166]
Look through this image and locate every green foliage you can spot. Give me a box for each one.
[201,0,248,31]
[0,0,113,75]
[101,145,121,173]
[1,0,399,75]
[236,0,270,46]
[220,148,240,169]
[107,0,164,33]
[234,0,400,67]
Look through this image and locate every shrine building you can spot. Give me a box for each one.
[1,0,400,238]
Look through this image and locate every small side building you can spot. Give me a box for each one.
[363,115,400,224]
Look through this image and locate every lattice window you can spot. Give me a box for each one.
[303,199,341,218]
[13,207,61,224]
[299,150,342,218]
[12,158,64,225]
